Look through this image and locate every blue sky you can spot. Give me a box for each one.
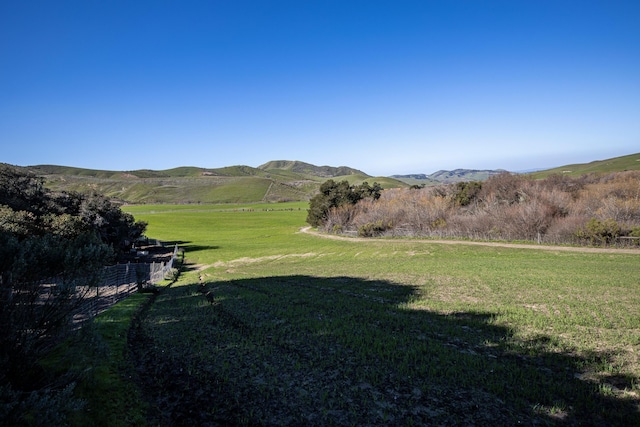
[1,1,638,176]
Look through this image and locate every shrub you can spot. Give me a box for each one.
[306,180,381,227]
[0,164,149,425]
[358,221,392,237]
[479,172,523,205]
[165,268,180,281]
[320,170,640,246]
[576,218,622,245]
[453,181,482,207]
[544,216,586,245]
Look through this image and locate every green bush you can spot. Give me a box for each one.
[307,180,381,227]
[576,218,621,245]
[453,181,482,207]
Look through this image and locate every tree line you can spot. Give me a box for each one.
[309,171,640,245]
[0,164,147,424]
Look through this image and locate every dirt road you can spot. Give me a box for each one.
[299,226,640,254]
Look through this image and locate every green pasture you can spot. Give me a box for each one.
[113,203,640,425]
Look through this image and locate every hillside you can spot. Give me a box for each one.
[527,152,640,178]
[23,162,406,204]
[392,169,507,185]
[258,160,368,178]
[12,152,638,204]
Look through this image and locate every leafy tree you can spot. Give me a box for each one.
[306,180,382,227]
[354,181,383,201]
[453,181,482,207]
[0,164,48,214]
[0,165,147,251]
[77,191,147,252]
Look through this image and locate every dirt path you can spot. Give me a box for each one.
[299,227,640,255]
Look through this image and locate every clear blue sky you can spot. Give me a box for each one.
[1,1,638,176]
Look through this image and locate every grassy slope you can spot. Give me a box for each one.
[326,173,408,188]
[41,293,152,427]
[528,152,640,178]
[112,204,640,426]
[41,175,275,204]
[392,176,440,186]
[258,160,368,177]
[34,163,408,204]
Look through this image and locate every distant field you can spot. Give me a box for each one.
[120,204,639,425]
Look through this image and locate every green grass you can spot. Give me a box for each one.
[43,175,283,204]
[41,294,152,427]
[529,152,640,178]
[107,203,640,425]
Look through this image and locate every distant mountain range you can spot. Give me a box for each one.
[392,152,640,183]
[392,169,508,185]
[5,152,639,204]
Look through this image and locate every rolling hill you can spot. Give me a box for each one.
[9,152,639,204]
[258,160,367,178]
[23,161,406,204]
[527,152,640,178]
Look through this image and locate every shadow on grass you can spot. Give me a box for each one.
[162,240,191,246]
[179,244,220,253]
[129,275,639,426]
[162,240,220,253]
[178,260,204,274]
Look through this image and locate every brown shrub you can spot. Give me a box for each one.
[323,171,640,246]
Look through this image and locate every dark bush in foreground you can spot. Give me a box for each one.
[0,164,148,425]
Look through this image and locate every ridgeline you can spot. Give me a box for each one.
[6,152,639,204]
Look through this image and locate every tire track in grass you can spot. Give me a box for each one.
[203,279,428,423]
[209,281,387,424]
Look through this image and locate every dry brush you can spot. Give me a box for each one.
[322,171,640,246]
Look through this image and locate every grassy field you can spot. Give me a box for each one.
[115,203,640,425]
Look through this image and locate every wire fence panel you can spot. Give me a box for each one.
[66,243,179,323]
[2,243,180,347]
